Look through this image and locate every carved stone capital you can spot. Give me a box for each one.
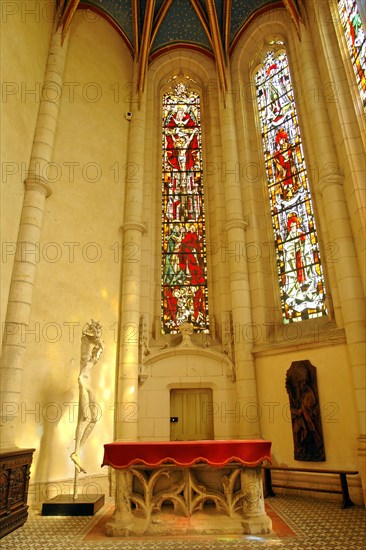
[122,222,147,234]
[224,219,249,232]
[318,173,344,196]
[24,176,52,197]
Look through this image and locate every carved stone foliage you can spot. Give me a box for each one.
[127,463,265,520]
[286,360,326,461]
[131,467,187,518]
[241,467,264,514]
[139,321,236,384]
[108,463,272,536]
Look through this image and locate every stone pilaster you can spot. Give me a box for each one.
[215,74,260,438]
[310,0,366,292]
[105,470,134,536]
[115,64,146,442]
[299,18,366,502]
[0,28,69,449]
[241,466,272,534]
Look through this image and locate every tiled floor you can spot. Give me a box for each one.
[1,495,365,549]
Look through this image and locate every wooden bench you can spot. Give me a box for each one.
[263,466,359,508]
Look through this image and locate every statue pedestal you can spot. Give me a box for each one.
[41,494,105,516]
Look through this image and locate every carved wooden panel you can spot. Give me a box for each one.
[0,448,35,538]
[286,360,326,461]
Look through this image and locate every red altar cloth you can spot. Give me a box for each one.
[102,440,271,469]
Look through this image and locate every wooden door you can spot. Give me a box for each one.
[170,388,214,441]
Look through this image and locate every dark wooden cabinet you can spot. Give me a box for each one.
[0,448,35,538]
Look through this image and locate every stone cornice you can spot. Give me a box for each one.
[252,327,346,357]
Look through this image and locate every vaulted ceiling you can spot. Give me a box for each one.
[56,0,302,100]
[80,0,283,56]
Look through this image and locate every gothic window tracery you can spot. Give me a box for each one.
[161,83,209,334]
[254,49,328,323]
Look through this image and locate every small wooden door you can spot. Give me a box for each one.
[170,388,214,441]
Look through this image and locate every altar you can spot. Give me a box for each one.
[102,440,272,536]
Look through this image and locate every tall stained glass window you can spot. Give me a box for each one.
[255,49,327,323]
[338,0,366,109]
[161,83,209,333]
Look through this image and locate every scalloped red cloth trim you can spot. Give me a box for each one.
[102,440,271,469]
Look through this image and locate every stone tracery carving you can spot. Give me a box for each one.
[124,464,266,519]
[131,467,187,519]
[107,463,271,536]
[138,321,236,384]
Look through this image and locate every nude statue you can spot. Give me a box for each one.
[70,320,104,474]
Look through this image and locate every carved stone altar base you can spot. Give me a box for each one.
[106,463,272,536]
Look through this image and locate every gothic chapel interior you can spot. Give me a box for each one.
[1,0,365,525]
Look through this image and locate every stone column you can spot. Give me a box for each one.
[205,83,234,354]
[241,466,272,534]
[298,18,366,501]
[105,470,134,535]
[319,175,366,498]
[311,0,365,292]
[115,63,146,442]
[0,28,69,449]
[214,74,260,438]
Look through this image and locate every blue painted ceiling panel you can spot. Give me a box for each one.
[152,0,211,52]
[80,0,282,54]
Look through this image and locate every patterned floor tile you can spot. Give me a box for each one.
[1,495,365,549]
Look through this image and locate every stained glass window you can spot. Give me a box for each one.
[338,0,366,109]
[255,50,328,323]
[161,83,209,333]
